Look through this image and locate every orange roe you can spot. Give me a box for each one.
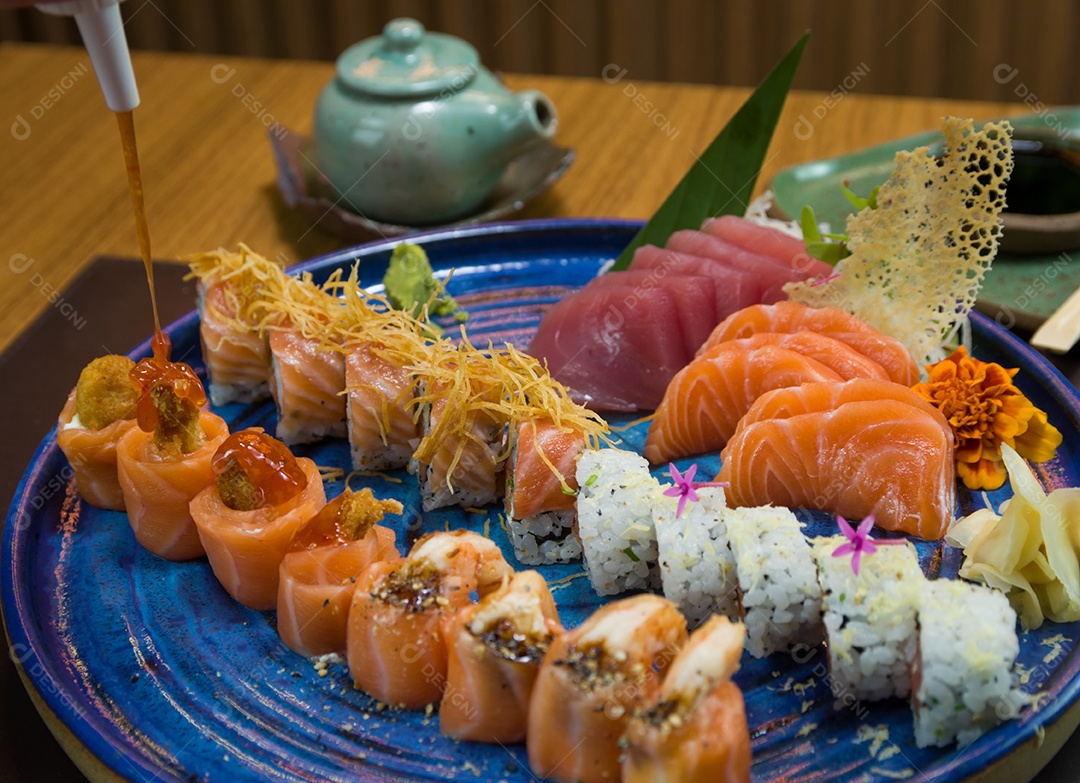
[912,346,1062,490]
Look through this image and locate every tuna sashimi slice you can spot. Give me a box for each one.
[642,343,844,464]
[702,215,834,278]
[718,398,955,539]
[529,278,695,411]
[663,231,801,303]
[628,245,765,311]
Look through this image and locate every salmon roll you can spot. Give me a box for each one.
[190,429,325,609]
[117,343,230,560]
[440,570,562,742]
[504,418,584,565]
[623,616,751,783]
[347,530,513,709]
[185,245,287,406]
[277,487,402,658]
[268,322,347,446]
[57,355,140,510]
[344,342,417,470]
[527,595,688,783]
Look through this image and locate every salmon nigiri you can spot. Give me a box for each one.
[623,616,751,783]
[643,342,843,464]
[116,339,230,559]
[718,391,955,539]
[277,487,401,658]
[527,595,688,783]
[347,530,513,709]
[440,570,562,742]
[190,428,326,608]
[696,301,919,384]
[58,355,140,510]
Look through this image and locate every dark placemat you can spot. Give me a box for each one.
[2,257,1080,782]
[0,257,194,783]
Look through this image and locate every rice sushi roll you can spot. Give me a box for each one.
[912,579,1021,748]
[185,245,285,406]
[575,448,663,595]
[504,418,585,565]
[813,533,925,702]
[268,321,348,446]
[654,484,737,626]
[344,342,417,470]
[725,506,823,657]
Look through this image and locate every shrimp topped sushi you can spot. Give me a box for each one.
[623,615,751,783]
[58,354,141,510]
[116,335,230,560]
[440,569,562,742]
[347,530,513,709]
[189,428,326,609]
[277,487,402,658]
[527,594,687,783]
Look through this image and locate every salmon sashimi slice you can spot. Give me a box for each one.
[439,570,562,742]
[718,398,956,539]
[268,328,347,445]
[190,457,326,609]
[527,594,688,783]
[623,616,750,783]
[643,344,844,464]
[709,332,892,382]
[733,379,953,446]
[345,342,416,471]
[115,411,231,560]
[198,281,271,406]
[277,490,399,658]
[700,300,884,350]
[701,214,834,278]
[817,330,919,386]
[507,418,584,520]
[57,390,137,511]
[347,531,513,709]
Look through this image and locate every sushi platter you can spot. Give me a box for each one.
[6,219,1080,783]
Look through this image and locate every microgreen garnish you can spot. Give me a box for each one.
[623,547,640,562]
[585,474,598,487]
[800,182,880,266]
[831,515,906,575]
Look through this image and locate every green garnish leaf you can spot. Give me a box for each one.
[608,32,810,271]
[585,473,598,487]
[800,205,823,243]
[806,240,849,265]
[623,547,641,562]
[841,182,880,211]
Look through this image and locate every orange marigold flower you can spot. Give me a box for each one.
[911,346,1062,491]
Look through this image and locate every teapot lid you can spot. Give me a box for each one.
[336,18,479,97]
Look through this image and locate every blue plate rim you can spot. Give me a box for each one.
[3,217,1080,782]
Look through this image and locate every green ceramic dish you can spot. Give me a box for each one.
[768,108,1080,331]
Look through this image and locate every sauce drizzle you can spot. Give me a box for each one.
[212,429,308,509]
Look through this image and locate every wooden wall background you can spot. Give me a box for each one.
[2,0,1077,104]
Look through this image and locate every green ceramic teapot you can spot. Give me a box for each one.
[313,18,558,225]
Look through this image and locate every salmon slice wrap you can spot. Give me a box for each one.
[116,410,231,560]
[623,616,751,783]
[347,531,513,709]
[277,488,401,658]
[527,594,688,783]
[439,570,562,742]
[58,390,137,511]
[190,434,326,610]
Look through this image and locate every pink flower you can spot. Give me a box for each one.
[662,463,728,518]
[831,515,906,575]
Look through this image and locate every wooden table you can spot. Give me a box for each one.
[1,42,1075,783]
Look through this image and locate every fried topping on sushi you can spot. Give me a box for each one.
[290,487,403,551]
[211,429,308,511]
[130,338,208,455]
[74,355,139,430]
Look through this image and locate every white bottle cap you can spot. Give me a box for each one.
[37,0,139,112]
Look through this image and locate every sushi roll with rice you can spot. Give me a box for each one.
[813,534,924,702]
[504,418,585,564]
[654,485,738,626]
[912,580,1021,748]
[726,506,823,657]
[575,448,663,595]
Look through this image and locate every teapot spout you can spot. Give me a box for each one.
[498,89,558,158]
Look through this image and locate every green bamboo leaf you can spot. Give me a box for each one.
[609,31,810,271]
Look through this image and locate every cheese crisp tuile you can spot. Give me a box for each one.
[786,118,1014,368]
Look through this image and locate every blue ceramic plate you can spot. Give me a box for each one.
[5,219,1080,783]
